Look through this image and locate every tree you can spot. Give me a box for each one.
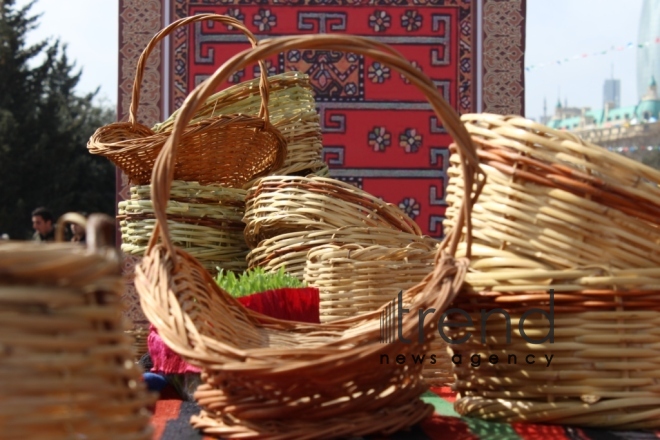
[0,0,116,240]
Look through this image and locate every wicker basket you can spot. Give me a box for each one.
[442,114,660,429]
[243,175,422,248]
[154,72,327,181]
[305,243,437,322]
[118,180,249,273]
[0,214,155,439]
[135,34,483,439]
[445,113,660,270]
[87,14,286,188]
[448,310,660,430]
[126,327,150,362]
[304,243,453,387]
[445,264,660,429]
[247,226,439,281]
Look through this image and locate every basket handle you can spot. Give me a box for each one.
[129,13,272,126]
[55,213,116,252]
[147,35,485,263]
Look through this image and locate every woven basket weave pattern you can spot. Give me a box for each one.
[119,180,249,273]
[243,175,423,248]
[0,217,155,439]
[155,74,327,181]
[442,113,660,429]
[87,14,287,187]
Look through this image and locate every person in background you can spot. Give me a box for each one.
[32,207,56,242]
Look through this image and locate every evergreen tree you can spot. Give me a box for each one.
[0,0,116,240]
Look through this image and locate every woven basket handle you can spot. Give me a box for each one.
[148,35,485,262]
[129,13,271,125]
[55,213,116,252]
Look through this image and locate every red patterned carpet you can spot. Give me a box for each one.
[169,1,475,240]
[150,387,660,439]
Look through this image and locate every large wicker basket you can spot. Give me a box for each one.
[446,270,660,429]
[445,113,660,270]
[0,214,155,439]
[135,34,483,439]
[442,113,660,429]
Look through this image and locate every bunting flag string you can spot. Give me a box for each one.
[526,37,660,72]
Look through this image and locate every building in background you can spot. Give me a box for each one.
[546,0,660,155]
[603,78,621,109]
[548,78,660,151]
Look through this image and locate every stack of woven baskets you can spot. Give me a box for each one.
[88,14,326,275]
[443,113,660,429]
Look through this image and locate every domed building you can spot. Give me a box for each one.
[546,77,660,151]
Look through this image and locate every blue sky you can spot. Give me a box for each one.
[19,1,646,121]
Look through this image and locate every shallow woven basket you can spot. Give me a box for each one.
[445,113,660,270]
[154,72,327,181]
[248,226,439,281]
[118,180,249,273]
[135,34,484,439]
[87,14,286,187]
[243,175,422,247]
[0,214,155,440]
[304,243,453,387]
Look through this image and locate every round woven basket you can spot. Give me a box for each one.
[248,226,439,281]
[154,71,327,181]
[305,243,437,323]
[243,175,422,247]
[0,214,155,439]
[135,34,484,439]
[445,114,660,270]
[304,243,453,387]
[118,180,249,273]
[87,14,287,188]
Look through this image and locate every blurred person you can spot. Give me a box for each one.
[32,207,56,242]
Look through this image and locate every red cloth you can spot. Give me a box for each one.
[238,287,320,323]
[149,287,320,374]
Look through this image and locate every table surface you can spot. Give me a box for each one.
[150,387,660,440]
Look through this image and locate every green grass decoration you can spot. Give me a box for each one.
[214,266,306,298]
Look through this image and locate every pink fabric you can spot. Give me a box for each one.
[148,287,320,374]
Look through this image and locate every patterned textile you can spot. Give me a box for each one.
[116,0,526,329]
[171,0,475,240]
[151,388,660,439]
